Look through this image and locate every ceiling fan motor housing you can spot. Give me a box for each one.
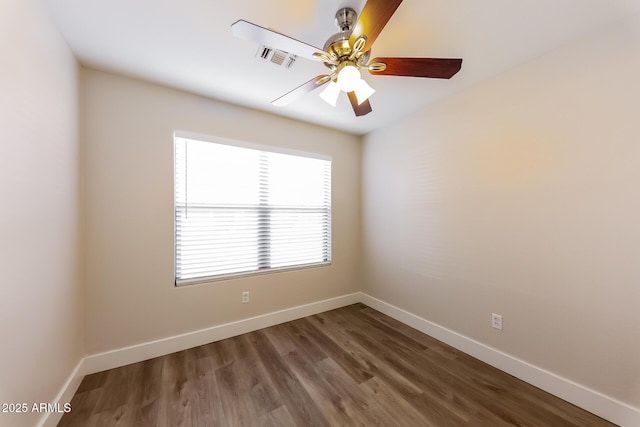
[322,8,370,70]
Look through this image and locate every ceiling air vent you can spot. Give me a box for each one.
[256,45,297,68]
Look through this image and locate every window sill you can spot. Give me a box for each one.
[175,261,332,287]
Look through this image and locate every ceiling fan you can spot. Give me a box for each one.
[231,0,462,117]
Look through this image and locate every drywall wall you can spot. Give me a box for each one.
[0,1,83,426]
[362,13,640,409]
[81,68,362,354]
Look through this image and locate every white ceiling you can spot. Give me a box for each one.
[41,0,640,135]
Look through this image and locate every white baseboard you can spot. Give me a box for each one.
[81,292,361,375]
[360,293,640,427]
[38,359,84,427]
[45,291,639,427]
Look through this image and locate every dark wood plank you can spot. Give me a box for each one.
[246,330,331,427]
[257,404,297,427]
[157,350,193,427]
[339,305,577,426]
[281,349,356,425]
[187,348,225,427]
[341,309,505,413]
[58,304,617,427]
[293,316,373,384]
[262,324,297,356]
[310,309,477,426]
[279,320,328,363]
[359,377,436,427]
[58,388,101,427]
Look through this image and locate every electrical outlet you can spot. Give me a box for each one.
[242,291,249,304]
[491,313,503,330]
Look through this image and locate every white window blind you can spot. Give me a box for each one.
[174,135,331,285]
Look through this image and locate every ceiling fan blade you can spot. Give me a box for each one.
[347,92,373,117]
[368,57,462,79]
[272,75,331,107]
[231,20,325,61]
[349,0,403,52]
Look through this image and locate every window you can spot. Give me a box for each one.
[174,133,331,285]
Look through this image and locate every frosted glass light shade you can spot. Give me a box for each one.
[337,65,361,92]
[353,79,375,105]
[319,81,340,107]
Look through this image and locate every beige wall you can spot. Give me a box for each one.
[4,1,637,421]
[0,1,83,426]
[362,14,640,407]
[81,68,361,354]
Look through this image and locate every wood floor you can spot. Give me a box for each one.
[59,304,615,426]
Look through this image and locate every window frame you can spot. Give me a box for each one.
[173,131,332,286]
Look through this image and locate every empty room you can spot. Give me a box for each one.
[1,0,639,426]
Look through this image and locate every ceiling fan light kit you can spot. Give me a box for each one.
[231,0,463,117]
